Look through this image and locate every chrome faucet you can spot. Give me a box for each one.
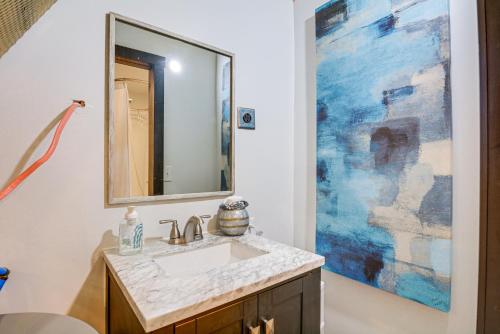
[160,215,211,245]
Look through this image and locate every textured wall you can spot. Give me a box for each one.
[0,0,57,56]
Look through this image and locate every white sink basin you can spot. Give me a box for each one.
[153,241,268,277]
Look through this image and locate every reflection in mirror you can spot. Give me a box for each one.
[109,14,234,203]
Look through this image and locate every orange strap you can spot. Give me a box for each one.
[0,101,85,201]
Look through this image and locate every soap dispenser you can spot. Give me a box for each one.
[119,206,143,255]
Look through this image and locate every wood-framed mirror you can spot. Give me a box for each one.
[108,13,235,205]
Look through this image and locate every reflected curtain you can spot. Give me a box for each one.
[112,81,131,198]
[128,107,149,197]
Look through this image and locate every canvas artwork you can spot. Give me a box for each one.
[315,0,452,311]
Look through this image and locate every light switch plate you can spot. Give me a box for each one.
[164,165,173,182]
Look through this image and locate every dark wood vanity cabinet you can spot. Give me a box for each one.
[107,268,321,334]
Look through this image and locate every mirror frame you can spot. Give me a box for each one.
[107,12,235,205]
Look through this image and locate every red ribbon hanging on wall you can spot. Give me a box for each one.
[0,100,85,201]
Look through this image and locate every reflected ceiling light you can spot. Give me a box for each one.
[168,60,182,73]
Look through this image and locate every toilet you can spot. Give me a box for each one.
[0,313,98,334]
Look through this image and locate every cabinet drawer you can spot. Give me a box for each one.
[175,320,195,334]
[175,296,258,334]
[197,301,243,333]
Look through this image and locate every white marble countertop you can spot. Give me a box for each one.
[103,233,324,332]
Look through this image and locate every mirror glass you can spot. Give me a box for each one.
[109,14,234,204]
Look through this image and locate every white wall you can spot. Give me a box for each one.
[293,1,480,334]
[0,1,295,333]
[163,48,218,195]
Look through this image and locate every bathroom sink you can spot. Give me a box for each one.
[153,241,268,277]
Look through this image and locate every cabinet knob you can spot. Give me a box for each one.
[247,324,260,334]
[261,318,274,334]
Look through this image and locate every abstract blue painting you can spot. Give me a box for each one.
[315,0,452,311]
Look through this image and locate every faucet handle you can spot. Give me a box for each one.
[159,219,177,224]
[159,219,183,244]
[248,223,263,236]
[199,215,211,224]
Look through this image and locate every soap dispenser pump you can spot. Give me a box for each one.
[119,206,143,255]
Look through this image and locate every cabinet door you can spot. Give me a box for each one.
[258,278,303,334]
[175,296,258,334]
[301,270,321,333]
[258,270,321,334]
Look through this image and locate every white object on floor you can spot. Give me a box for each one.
[321,280,325,334]
[0,313,97,334]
